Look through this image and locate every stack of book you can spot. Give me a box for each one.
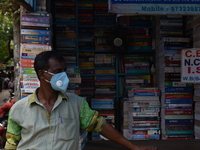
[90,53,116,140]
[93,3,116,26]
[78,3,93,25]
[123,75,152,96]
[55,25,76,51]
[194,84,200,139]
[54,0,75,23]
[66,66,81,95]
[118,16,152,27]
[77,2,94,51]
[117,15,152,51]
[185,16,193,41]
[162,86,194,140]
[94,27,115,51]
[79,52,95,97]
[119,53,156,75]
[79,129,88,150]
[63,54,77,66]
[20,12,52,98]
[159,15,184,38]
[156,36,194,140]
[53,0,76,51]
[120,97,132,140]
[193,16,200,48]
[126,35,152,51]
[156,26,194,140]
[122,54,152,74]
[128,87,161,140]
[94,53,116,74]
[78,28,94,51]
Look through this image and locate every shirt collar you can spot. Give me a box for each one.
[29,88,68,106]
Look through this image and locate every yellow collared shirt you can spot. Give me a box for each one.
[5,91,106,150]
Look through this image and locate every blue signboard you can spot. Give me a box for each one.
[109,0,200,15]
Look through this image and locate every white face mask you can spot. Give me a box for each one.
[44,70,69,92]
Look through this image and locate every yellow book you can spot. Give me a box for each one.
[78,3,93,7]
[95,83,116,85]
[95,69,116,74]
[21,48,50,54]
[79,62,94,66]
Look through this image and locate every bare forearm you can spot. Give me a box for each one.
[99,122,137,150]
[99,122,157,150]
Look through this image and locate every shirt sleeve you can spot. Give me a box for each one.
[5,109,22,150]
[79,98,106,133]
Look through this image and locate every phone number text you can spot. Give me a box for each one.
[171,6,200,11]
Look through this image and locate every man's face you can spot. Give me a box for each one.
[42,59,66,83]
[47,59,66,74]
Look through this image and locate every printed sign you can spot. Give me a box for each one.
[181,48,200,83]
[109,0,200,15]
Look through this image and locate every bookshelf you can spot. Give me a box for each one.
[156,15,194,140]
[50,0,157,139]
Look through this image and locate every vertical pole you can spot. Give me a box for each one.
[13,6,22,101]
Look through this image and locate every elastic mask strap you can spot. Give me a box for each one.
[44,79,50,83]
[43,70,55,76]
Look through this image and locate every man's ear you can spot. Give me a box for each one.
[38,70,45,80]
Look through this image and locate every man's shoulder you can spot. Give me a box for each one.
[12,95,31,109]
[64,92,84,104]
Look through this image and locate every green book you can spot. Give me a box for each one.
[165,130,194,135]
[165,115,193,119]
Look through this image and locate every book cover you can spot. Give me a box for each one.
[164,104,193,107]
[165,81,193,87]
[165,87,193,93]
[21,26,50,30]
[21,16,50,24]
[132,112,159,117]
[22,12,50,17]
[133,116,160,120]
[165,110,193,115]
[132,88,160,93]
[21,22,50,27]
[165,125,194,130]
[133,107,160,113]
[132,92,161,96]
[165,94,193,99]
[131,134,160,140]
[132,130,160,135]
[21,74,38,79]
[162,37,190,42]
[165,115,193,119]
[132,127,160,131]
[21,35,51,44]
[131,96,160,101]
[21,29,51,35]
[165,130,194,135]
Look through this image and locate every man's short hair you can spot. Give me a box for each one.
[34,51,65,79]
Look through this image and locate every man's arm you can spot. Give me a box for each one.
[4,142,17,150]
[4,109,21,150]
[99,122,156,150]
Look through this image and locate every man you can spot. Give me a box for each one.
[5,51,156,150]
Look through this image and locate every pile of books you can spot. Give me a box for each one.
[128,87,161,140]
[156,15,194,140]
[194,84,200,139]
[20,12,52,98]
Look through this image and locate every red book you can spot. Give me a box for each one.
[165,111,193,115]
[165,94,193,99]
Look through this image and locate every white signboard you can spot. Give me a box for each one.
[181,48,200,83]
[109,0,200,15]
